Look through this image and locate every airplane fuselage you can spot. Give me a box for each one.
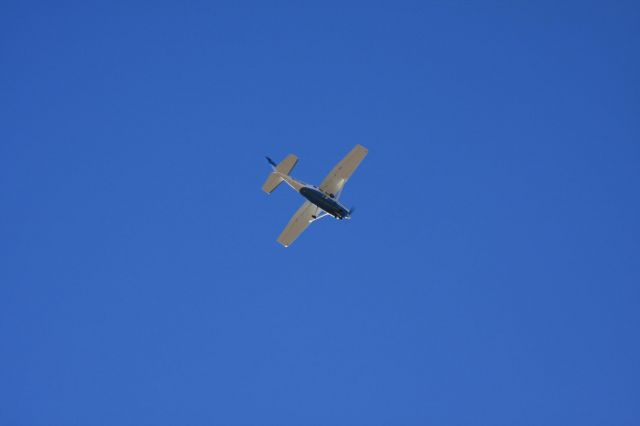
[279,174,350,220]
[300,186,350,219]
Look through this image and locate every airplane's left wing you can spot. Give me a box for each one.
[319,144,368,198]
[277,201,316,247]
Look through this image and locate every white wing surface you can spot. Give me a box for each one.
[319,144,368,198]
[277,201,316,247]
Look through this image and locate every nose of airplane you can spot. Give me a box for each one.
[343,208,353,220]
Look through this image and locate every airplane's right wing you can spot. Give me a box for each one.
[277,201,316,247]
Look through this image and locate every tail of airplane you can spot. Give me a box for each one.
[262,154,298,193]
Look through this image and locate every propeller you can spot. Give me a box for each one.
[348,206,356,217]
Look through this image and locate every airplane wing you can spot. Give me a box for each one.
[319,144,368,198]
[277,201,317,247]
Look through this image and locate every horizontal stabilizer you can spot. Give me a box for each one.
[276,154,298,175]
[262,173,283,193]
[262,154,299,194]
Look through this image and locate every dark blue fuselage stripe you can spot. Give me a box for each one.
[299,187,348,218]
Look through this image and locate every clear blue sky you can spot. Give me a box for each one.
[2,1,639,424]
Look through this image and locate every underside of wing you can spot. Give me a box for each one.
[319,144,368,198]
[277,201,317,247]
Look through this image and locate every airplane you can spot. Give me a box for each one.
[262,144,368,247]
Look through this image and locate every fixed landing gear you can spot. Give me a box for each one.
[309,210,331,223]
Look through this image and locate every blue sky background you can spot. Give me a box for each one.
[2,1,639,425]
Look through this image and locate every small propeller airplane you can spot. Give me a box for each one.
[262,144,368,247]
